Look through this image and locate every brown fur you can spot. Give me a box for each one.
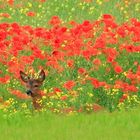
[20,70,45,110]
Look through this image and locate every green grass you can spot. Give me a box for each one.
[1,109,140,140]
[0,0,140,27]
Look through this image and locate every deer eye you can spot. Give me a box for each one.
[34,85,39,87]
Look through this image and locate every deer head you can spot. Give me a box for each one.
[20,70,45,110]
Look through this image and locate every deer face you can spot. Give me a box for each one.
[20,70,45,97]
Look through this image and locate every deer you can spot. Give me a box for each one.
[20,70,45,110]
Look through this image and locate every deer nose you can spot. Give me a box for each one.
[26,90,32,96]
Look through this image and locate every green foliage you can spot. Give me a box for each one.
[1,110,140,140]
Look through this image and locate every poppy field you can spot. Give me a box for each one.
[0,0,140,139]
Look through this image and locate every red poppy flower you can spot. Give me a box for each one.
[53,87,62,93]
[114,65,123,73]
[10,89,30,99]
[7,0,14,5]
[61,95,67,101]
[1,13,10,18]
[91,78,100,88]
[78,68,86,74]
[40,0,46,2]
[103,14,113,19]
[64,80,76,90]
[93,59,101,65]
[27,11,36,17]
[49,16,61,25]
[0,75,10,84]
[67,60,74,68]
[119,94,128,103]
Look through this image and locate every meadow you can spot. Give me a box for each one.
[1,109,140,140]
[0,0,140,139]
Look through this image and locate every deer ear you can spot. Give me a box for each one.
[20,71,29,83]
[38,70,45,82]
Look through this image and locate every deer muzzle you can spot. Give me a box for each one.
[26,90,32,96]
